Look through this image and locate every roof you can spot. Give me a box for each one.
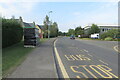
[84,24,119,30]
[85,24,118,27]
[37,25,44,30]
[29,23,35,27]
[23,22,35,28]
[23,22,30,27]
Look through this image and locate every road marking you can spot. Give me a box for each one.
[99,60,108,65]
[65,55,75,61]
[65,54,91,61]
[72,55,79,60]
[98,65,118,78]
[89,65,112,78]
[77,55,91,61]
[76,76,81,78]
[87,53,93,57]
[70,65,118,78]
[75,55,83,60]
[81,65,97,78]
[54,39,69,78]
[79,49,84,52]
[70,66,88,78]
[114,45,120,53]
[83,49,88,53]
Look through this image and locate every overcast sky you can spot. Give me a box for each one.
[0,0,119,32]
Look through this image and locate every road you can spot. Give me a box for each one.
[54,37,118,79]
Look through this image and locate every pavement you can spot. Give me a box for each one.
[54,37,119,78]
[7,38,58,78]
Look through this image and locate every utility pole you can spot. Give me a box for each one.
[48,11,52,39]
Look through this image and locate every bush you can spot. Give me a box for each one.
[100,32,109,39]
[2,18,23,48]
[104,37,113,41]
[100,29,120,39]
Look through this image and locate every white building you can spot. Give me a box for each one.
[84,24,119,34]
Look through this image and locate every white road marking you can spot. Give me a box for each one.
[99,60,108,65]
[88,53,93,57]
[83,49,88,53]
[114,45,120,53]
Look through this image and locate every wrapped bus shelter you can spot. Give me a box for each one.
[23,22,39,47]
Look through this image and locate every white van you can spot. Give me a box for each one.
[90,33,99,39]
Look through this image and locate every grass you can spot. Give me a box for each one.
[2,38,49,77]
[79,38,102,40]
[79,38,120,41]
[2,41,34,77]
[79,38,93,40]
[40,38,49,42]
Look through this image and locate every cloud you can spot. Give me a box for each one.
[72,2,117,27]
[59,2,118,32]
[0,2,37,18]
[0,1,118,32]
[78,13,116,27]
[64,7,117,30]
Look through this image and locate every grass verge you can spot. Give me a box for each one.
[79,38,102,40]
[2,41,34,77]
[79,38,120,41]
[40,38,49,43]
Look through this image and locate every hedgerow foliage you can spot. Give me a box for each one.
[2,18,23,48]
[100,29,120,39]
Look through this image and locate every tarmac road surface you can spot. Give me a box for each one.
[54,37,118,79]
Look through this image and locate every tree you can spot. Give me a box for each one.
[58,31,63,36]
[75,26,84,37]
[58,31,67,36]
[50,22,59,37]
[88,24,100,35]
[68,29,75,36]
[43,15,49,38]
[100,29,120,39]
[43,15,59,38]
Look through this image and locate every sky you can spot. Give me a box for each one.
[0,0,119,32]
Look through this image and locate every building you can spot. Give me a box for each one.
[35,25,44,39]
[84,24,119,34]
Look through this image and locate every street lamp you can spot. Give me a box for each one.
[48,11,52,39]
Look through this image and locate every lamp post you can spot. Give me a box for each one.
[48,11,52,39]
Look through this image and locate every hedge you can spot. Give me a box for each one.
[2,18,23,48]
[104,37,113,41]
[100,29,120,39]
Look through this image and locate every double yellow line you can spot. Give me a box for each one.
[54,39,70,78]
